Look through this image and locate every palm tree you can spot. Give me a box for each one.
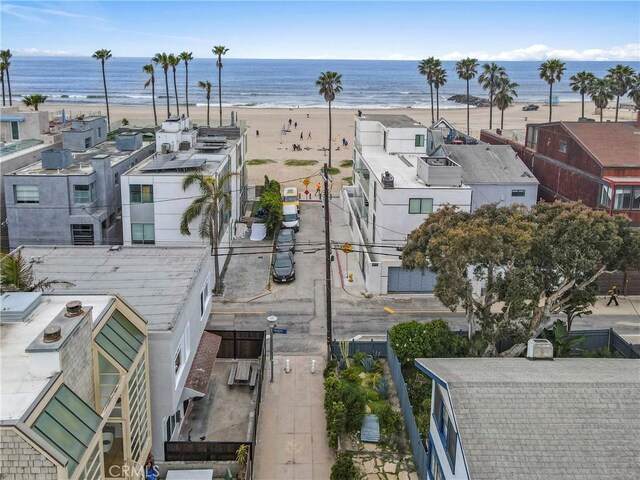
[569,71,596,119]
[606,64,636,122]
[92,49,112,130]
[455,57,479,134]
[418,57,441,125]
[180,171,235,294]
[495,79,519,130]
[627,73,640,109]
[1,252,73,293]
[589,77,614,122]
[22,94,48,111]
[0,61,6,106]
[212,46,229,126]
[152,52,171,118]
[478,62,507,130]
[199,80,213,126]
[315,71,343,168]
[168,54,181,116]
[538,58,566,122]
[0,49,13,106]
[432,66,447,121]
[142,64,158,126]
[180,52,194,117]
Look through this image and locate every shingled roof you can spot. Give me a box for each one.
[561,121,640,168]
[415,358,640,480]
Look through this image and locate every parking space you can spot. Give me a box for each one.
[222,235,273,300]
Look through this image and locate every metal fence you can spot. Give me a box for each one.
[164,441,251,462]
[610,329,640,358]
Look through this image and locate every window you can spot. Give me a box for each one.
[511,189,526,197]
[599,184,612,208]
[11,121,19,140]
[97,127,102,137]
[14,185,39,204]
[114,172,119,186]
[85,137,91,149]
[415,134,425,147]
[559,140,567,153]
[383,131,387,151]
[200,279,211,318]
[130,184,153,203]
[632,187,640,210]
[174,347,182,375]
[72,224,94,245]
[74,183,96,204]
[428,439,445,480]
[165,409,182,441]
[433,387,443,429]
[409,198,434,214]
[131,223,155,244]
[614,187,632,210]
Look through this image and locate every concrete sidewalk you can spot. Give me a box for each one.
[254,356,334,479]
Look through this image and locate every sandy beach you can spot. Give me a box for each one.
[39,101,636,193]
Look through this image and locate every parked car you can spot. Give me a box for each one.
[276,228,296,252]
[282,204,300,232]
[272,251,295,283]
[522,104,539,111]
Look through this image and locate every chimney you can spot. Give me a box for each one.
[526,338,554,360]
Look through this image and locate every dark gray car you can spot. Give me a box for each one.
[276,228,296,252]
[272,251,295,283]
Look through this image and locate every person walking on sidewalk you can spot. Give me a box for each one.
[606,285,620,306]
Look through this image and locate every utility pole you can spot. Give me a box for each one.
[322,163,333,360]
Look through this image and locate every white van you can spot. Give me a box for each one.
[282,204,299,232]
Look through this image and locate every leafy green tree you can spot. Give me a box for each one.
[330,452,361,480]
[543,320,586,357]
[538,58,566,122]
[478,62,507,130]
[455,57,479,134]
[316,71,343,168]
[152,52,171,118]
[627,73,640,109]
[142,63,158,126]
[418,57,441,125]
[0,49,13,106]
[606,64,635,122]
[432,66,447,120]
[198,80,213,126]
[179,51,194,117]
[213,45,229,126]
[92,49,112,129]
[560,282,597,331]
[259,179,283,236]
[168,53,181,116]
[569,71,596,119]
[495,78,519,130]
[1,252,73,292]
[589,77,615,122]
[22,94,48,111]
[389,319,468,365]
[179,171,235,294]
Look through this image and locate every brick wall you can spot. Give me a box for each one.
[0,427,59,479]
[59,315,94,406]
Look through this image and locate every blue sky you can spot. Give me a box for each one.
[2,1,639,60]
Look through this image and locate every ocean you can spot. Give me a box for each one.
[6,57,640,109]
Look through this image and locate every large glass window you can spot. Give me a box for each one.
[511,189,526,197]
[559,140,567,153]
[415,134,425,147]
[14,185,39,204]
[11,121,19,140]
[131,223,155,244]
[98,352,121,410]
[200,279,211,318]
[74,183,96,204]
[632,187,640,210]
[614,187,632,210]
[129,184,153,203]
[409,198,434,214]
[128,358,149,464]
[599,184,612,208]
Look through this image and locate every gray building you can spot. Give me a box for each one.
[17,245,215,461]
[61,116,108,151]
[0,106,50,144]
[3,133,154,249]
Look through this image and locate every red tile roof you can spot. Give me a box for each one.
[185,332,222,395]
[561,122,640,168]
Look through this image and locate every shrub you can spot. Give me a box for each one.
[330,452,361,480]
[338,358,347,370]
[389,319,468,366]
[327,401,347,449]
[352,351,367,364]
[360,356,375,373]
[375,377,389,399]
[342,367,361,384]
[324,375,367,435]
[324,359,338,378]
[375,403,402,437]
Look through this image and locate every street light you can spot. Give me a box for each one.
[267,315,277,383]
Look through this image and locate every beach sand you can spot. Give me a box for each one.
[40,101,636,194]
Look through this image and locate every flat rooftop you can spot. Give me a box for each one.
[358,114,425,129]
[18,246,210,331]
[0,294,113,422]
[7,141,153,176]
[127,149,228,176]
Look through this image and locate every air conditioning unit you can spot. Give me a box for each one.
[161,143,171,154]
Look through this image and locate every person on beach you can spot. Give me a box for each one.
[288,118,292,128]
[294,121,298,129]
[256,129,259,137]
[300,132,304,140]
[606,285,620,306]
[308,131,311,139]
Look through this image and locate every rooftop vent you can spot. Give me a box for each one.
[179,140,191,151]
[43,325,62,343]
[41,148,72,170]
[116,132,143,151]
[65,300,83,317]
[161,143,171,154]
[381,171,394,189]
[526,338,554,360]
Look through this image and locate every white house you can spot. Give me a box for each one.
[121,116,247,268]
[343,114,472,294]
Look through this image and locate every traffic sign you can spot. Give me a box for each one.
[340,243,353,254]
[273,327,288,334]
[303,178,311,187]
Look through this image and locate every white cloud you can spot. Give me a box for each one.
[441,43,640,61]
[13,48,74,57]
[0,3,106,24]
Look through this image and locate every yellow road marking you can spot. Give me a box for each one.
[211,311,267,315]
[384,307,450,314]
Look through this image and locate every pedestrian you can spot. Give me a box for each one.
[308,131,311,139]
[300,132,304,140]
[294,122,298,129]
[306,113,310,118]
[288,118,292,127]
[256,129,259,137]
[315,181,322,197]
[606,285,620,306]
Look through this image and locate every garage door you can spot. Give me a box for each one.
[387,267,437,293]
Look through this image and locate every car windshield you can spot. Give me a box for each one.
[275,258,292,268]
[284,196,297,202]
[283,214,297,221]
[278,231,293,241]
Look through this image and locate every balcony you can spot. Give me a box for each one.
[416,155,462,187]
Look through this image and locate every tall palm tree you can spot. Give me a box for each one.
[142,64,158,126]
[0,61,6,106]
[589,77,614,122]
[168,54,181,116]
[92,49,112,130]
[212,46,229,126]
[180,171,235,294]
[432,66,447,121]
[418,57,441,125]
[22,94,48,111]
[1,252,73,293]
[152,52,171,119]
[315,71,343,168]
[495,79,519,130]
[569,71,596,119]
[455,57,479,134]
[606,64,636,122]
[0,49,13,106]
[180,51,194,117]
[627,73,640,109]
[538,58,566,122]
[198,80,213,126]
[478,62,507,130]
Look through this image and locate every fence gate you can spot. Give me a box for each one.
[387,267,437,293]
